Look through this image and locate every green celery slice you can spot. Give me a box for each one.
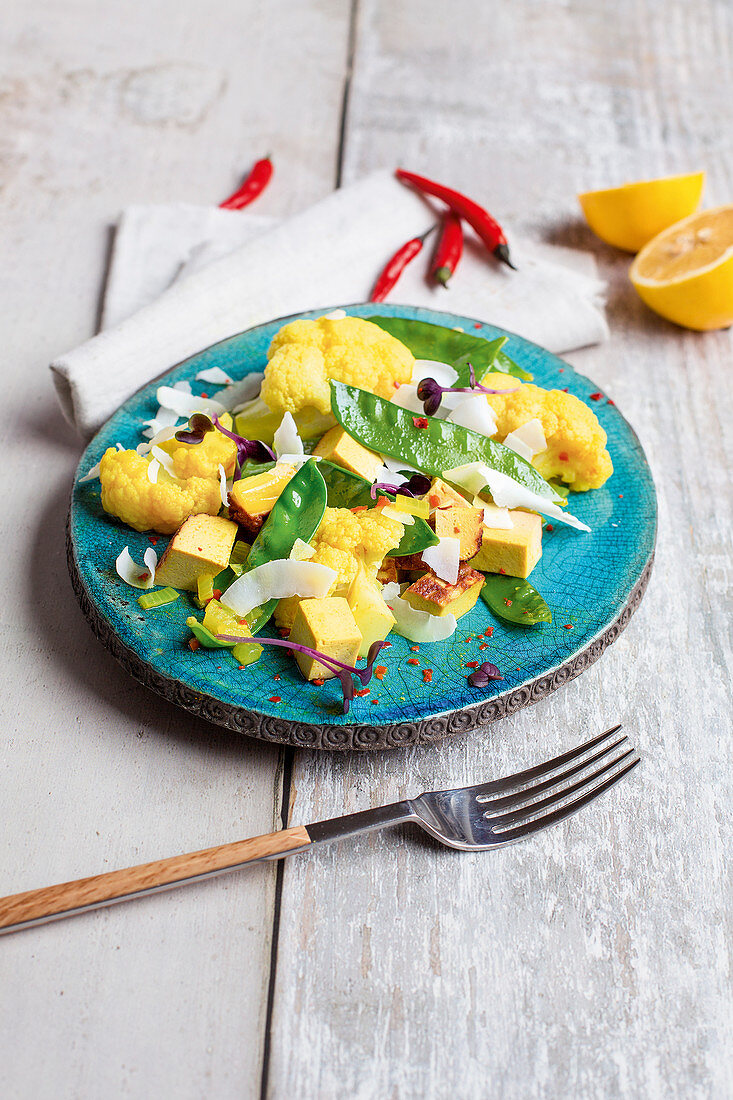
[137,587,179,610]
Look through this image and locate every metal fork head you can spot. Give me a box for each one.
[410,725,640,851]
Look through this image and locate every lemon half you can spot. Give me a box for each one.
[578,172,705,252]
[630,205,733,331]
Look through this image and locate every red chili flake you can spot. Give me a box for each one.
[350,505,368,513]
[355,688,370,697]
[382,641,392,648]
[189,638,200,652]
[393,380,401,389]
[423,669,433,683]
[546,523,554,532]
[410,645,420,652]
[371,698,380,705]
[474,322,482,329]
[484,626,494,637]
[273,674,281,681]
[464,637,472,643]
[558,452,569,462]
[589,392,602,401]
[312,678,325,686]
[561,387,569,393]
[618,493,624,499]
[504,598,512,606]
[278,628,290,638]
[374,665,387,680]
[148,536,159,545]
[238,665,246,670]
[412,416,429,429]
[268,695,282,703]
[200,392,209,399]
[238,618,247,625]
[499,567,507,575]
[137,572,150,582]
[479,643,488,650]
[607,398,615,406]
[558,367,565,372]
[428,493,440,508]
[564,624,574,630]
[465,661,480,668]
[212,589,222,599]
[407,658,420,666]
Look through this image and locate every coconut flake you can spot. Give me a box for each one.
[147,458,161,484]
[387,593,458,643]
[502,418,547,460]
[137,426,179,455]
[411,359,459,390]
[380,504,414,525]
[273,412,304,463]
[115,546,157,590]
[220,560,337,617]
[392,383,425,415]
[156,385,226,419]
[289,539,316,561]
[79,442,124,483]
[172,380,192,394]
[150,446,181,480]
[381,581,401,601]
[448,394,498,438]
[421,537,460,584]
[444,462,589,532]
[216,372,265,411]
[196,366,233,385]
[380,454,423,478]
[474,498,514,529]
[142,406,181,440]
[218,463,229,508]
[323,309,347,320]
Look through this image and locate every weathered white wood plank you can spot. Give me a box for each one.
[268,1,733,1097]
[0,1,351,1097]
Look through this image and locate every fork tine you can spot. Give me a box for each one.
[472,724,623,799]
[487,746,638,828]
[488,755,641,843]
[478,732,629,814]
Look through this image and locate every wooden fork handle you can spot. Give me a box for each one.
[0,825,311,935]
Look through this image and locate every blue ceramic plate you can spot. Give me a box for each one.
[68,304,656,750]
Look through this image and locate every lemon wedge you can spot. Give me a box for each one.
[630,206,733,330]
[578,172,705,252]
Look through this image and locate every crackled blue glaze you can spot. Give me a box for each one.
[70,304,657,732]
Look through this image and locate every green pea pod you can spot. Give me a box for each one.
[366,315,532,382]
[480,576,552,626]
[319,460,438,557]
[330,382,561,503]
[243,458,327,633]
[187,618,233,648]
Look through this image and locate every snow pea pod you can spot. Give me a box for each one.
[319,460,438,557]
[243,458,327,633]
[366,315,532,381]
[330,382,560,503]
[480,575,552,625]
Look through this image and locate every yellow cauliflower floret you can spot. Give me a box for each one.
[274,506,404,629]
[99,448,223,535]
[158,428,237,481]
[486,384,613,491]
[261,316,414,418]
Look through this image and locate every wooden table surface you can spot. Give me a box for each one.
[1,1,731,1097]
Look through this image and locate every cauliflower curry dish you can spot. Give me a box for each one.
[84,312,614,712]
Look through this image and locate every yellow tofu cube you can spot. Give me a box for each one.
[427,477,470,511]
[154,514,238,591]
[468,510,542,578]
[433,505,484,561]
[227,463,296,538]
[403,565,484,619]
[347,568,395,657]
[289,597,363,681]
[312,426,385,482]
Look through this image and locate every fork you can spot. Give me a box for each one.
[0,725,638,935]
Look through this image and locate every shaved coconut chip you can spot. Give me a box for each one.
[289,539,316,561]
[220,560,337,618]
[151,446,181,480]
[501,435,532,461]
[387,594,458,644]
[156,385,226,419]
[380,581,401,600]
[278,453,318,468]
[411,359,459,390]
[217,372,265,411]
[323,309,347,320]
[147,458,161,484]
[392,383,425,415]
[196,366,233,385]
[474,497,514,529]
[79,443,123,483]
[448,394,498,438]
[142,406,180,439]
[503,418,547,459]
[218,464,228,508]
[380,504,414,525]
[115,546,157,590]
[137,426,178,455]
[421,537,460,584]
[273,412,304,461]
[444,462,590,532]
[172,380,192,393]
[380,454,423,478]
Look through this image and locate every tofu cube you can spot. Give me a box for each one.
[347,568,396,657]
[469,510,543,578]
[376,558,398,585]
[312,426,385,482]
[427,477,470,511]
[403,565,484,619]
[289,598,363,681]
[228,463,296,538]
[433,505,484,561]
[154,514,238,591]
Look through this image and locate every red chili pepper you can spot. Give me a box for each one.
[422,669,433,683]
[431,211,464,287]
[219,156,273,210]
[396,168,515,269]
[412,416,429,429]
[370,226,435,302]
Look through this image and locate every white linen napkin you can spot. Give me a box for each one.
[51,170,608,438]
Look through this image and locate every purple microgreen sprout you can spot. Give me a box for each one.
[466,661,504,689]
[211,415,276,478]
[215,635,388,714]
[369,473,432,500]
[174,412,214,444]
[416,363,519,416]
